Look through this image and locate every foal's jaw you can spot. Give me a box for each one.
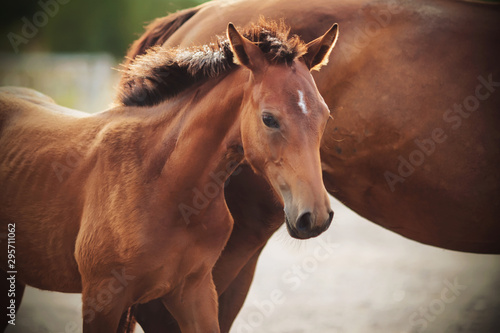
[264,156,334,239]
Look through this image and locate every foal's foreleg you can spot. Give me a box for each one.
[162,274,220,333]
[80,277,131,333]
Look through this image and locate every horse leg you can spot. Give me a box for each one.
[134,299,180,332]
[81,278,130,333]
[116,306,137,333]
[162,274,220,333]
[1,269,25,332]
[214,166,284,332]
[219,249,263,333]
[130,166,283,332]
[132,250,263,333]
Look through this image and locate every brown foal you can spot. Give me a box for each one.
[0,20,338,332]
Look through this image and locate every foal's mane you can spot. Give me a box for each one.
[117,19,307,107]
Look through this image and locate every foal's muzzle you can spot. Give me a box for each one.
[285,210,334,239]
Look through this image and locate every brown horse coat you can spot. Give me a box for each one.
[125,0,500,253]
[118,0,500,331]
[1,21,338,332]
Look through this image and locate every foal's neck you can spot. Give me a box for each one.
[148,70,248,213]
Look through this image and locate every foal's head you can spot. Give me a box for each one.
[227,21,339,239]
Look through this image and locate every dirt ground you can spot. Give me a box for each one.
[6,197,500,333]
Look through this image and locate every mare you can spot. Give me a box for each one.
[0,21,338,332]
[117,0,500,332]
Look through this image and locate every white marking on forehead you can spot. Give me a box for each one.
[297,90,308,115]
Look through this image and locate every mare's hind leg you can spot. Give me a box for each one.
[1,269,25,332]
[162,273,220,333]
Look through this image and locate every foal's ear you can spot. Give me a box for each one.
[227,23,267,72]
[303,23,339,71]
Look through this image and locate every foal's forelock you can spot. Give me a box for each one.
[117,19,307,107]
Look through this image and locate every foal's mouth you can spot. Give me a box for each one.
[285,216,298,238]
[285,209,333,239]
[285,215,322,240]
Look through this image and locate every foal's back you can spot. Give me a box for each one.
[0,88,112,292]
[0,87,95,205]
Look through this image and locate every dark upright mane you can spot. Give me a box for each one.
[117,19,307,107]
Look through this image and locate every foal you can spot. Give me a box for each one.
[0,21,337,332]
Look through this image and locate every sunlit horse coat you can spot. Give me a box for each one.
[117,0,500,332]
[0,21,338,332]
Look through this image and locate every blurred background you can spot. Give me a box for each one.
[2,1,500,333]
[0,0,208,112]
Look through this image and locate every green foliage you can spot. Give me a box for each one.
[1,0,207,57]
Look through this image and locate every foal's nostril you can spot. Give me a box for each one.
[326,210,334,227]
[296,212,312,231]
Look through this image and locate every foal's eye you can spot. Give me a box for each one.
[262,114,280,129]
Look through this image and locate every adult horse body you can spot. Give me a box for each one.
[0,22,337,332]
[120,0,500,331]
